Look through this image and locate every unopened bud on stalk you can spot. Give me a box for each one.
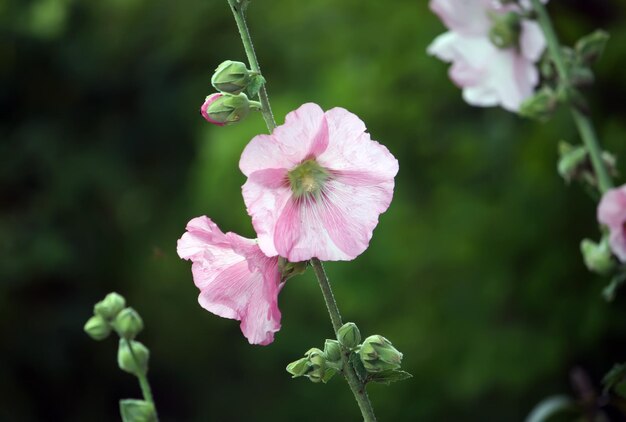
[118,339,150,376]
[201,93,259,126]
[211,60,266,97]
[324,339,342,363]
[119,399,157,422]
[337,322,361,350]
[114,307,144,339]
[359,335,403,373]
[576,30,610,65]
[94,292,126,320]
[304,348,326,383]
[84,315,112,341]
[286,357,309,378]
[581,237,615,275]
[488,12,521,49]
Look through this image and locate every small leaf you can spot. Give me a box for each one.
[525,395,577,422]
[349,352,368,383]
[119,399,157,422]
[246,74,266,99]
[602,363,626,393]
[367,370,413,386]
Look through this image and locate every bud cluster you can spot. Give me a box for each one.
[200,60,265,126]
[287,322,410,386]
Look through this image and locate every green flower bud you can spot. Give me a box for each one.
[519,87,558,122]
[84,315,112,341]
[212,60,251,95]
[337,322,361,350]
[557,142,588,184]
[488,12,522,49]
[324,339,342,363]
[575,30,609,65]
[304,348,326,383]
[119,399,157,422]
[286,357,309,378]
[359,335,403,373]
[581,237,614,275]
[94,292,126,320]
[201,93,255,126]
[278,258,308,282]
[114,307,144,339]
[118,339,150,376]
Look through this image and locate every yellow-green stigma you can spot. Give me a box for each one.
[287,159,330,199]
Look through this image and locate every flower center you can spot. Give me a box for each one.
[488,11,521,49]
[287,159,329,199]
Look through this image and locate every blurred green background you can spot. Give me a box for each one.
[3,0,626,420]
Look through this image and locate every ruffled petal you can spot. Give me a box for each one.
[598,187,626,262]
[239,103,328,176]
[177,216,282,345]
[429,0,492,36]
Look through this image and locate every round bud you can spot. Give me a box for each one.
[119,399,157,422]
[114,307,144,339]
[337,322,361,350]
[94,292,126,320]
[324,339,342,363]
[581,238,614,275]
[84,315,111,341]
[200,93,251,126]
[118,339,150,376]
[211,60,251,95]
[359,335,403,373]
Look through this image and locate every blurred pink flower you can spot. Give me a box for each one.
[598,185,626,262]
[240,103,398,262]
[427,0,547,112]
[177,216,283,345]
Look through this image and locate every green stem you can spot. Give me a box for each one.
[530,0,613,193]
[310,258,378,422]
[225,3,378,419]
[227,0,276,131]
[125,339,155,407]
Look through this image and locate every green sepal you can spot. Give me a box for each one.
[575,30,610,66]
[321,368,337,384]
[602,363,626,394]
[367,369,412,386]
[603,273,626,302]
[119,399,157,422]
[246,74,266,98]
[518,87,558,122]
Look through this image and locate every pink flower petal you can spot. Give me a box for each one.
[598,186,626,262]
[239,103,328,177]
[520,20,547,62]
[177,216,283,345]
[429,0,492,36]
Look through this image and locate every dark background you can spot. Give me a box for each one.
[2,0,626,420]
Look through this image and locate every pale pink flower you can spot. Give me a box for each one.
[240,103,399,262]
[177,216,283,345]
[427,0,547,112]
[598,185,626,262]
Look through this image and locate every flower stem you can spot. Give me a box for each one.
[225,2,378,419]
[226,0,276,131]
[125,339,156,408]
[310,258,378,422]
[530,0,613,193]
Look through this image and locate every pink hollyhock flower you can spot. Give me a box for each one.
[598,185,626,262]
[427,0,547,112]
[240,103,399,262]
[177,216,283,345]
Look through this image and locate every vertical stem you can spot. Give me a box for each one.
[125,339,155,407]
[530,0,613,193]
[225,2,378,420]
[311,258,378,422]
[227,0,276,131]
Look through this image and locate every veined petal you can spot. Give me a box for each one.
[177,216,282,345]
